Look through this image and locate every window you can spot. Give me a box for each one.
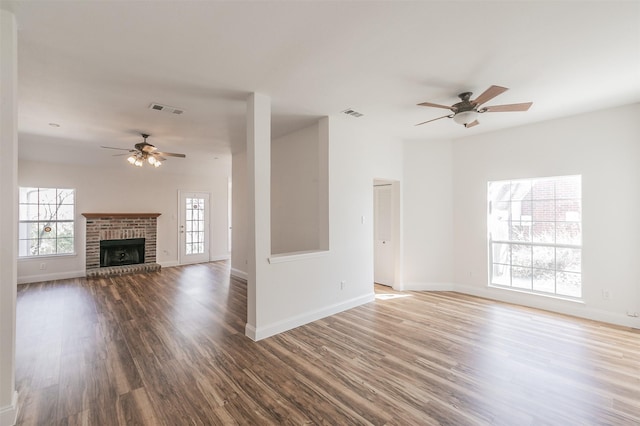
[488,176,581,298]
[19,187,75,257]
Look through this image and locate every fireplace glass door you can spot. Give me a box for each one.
[179,191,210,265]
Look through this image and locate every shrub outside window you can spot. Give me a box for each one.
[488,176,582,298]
[19,187,75,257]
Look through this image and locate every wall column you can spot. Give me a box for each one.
[0,8,19,426]
[244,93,271,340]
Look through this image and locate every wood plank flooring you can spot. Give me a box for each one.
[15,261,640,425]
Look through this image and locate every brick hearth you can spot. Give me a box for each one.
[82,213,161,277]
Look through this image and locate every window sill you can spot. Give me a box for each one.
[18,253,77,261]
[488,284,584,304]
[268,250,330,264]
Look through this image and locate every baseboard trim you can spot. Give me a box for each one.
[158,260,179,268]
[454,283,640,329]
[246,292,375,341]
[403,282,456,291]
[209,254,230,262]
[17,270,85,285]
[0,390,18,426]
[230,268,248,282]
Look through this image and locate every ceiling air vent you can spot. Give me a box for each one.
[342,108,363,118]
[149,103,184,115]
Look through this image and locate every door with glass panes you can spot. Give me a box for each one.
[179,191,210,264]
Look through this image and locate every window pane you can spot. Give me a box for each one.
[556,199,581,222]
[492,243,510,265]
[57,205,74,220]
[510,180,532,201]
[511,200,531,221]
[533,269,555,293]
[512,244,531,267]
[557,248,581,273]
[510,222,531,242]
[58,222,74,238]
[556,176,581,199]
[557,272,581,297]
[488,176,581,299]
[532,246,554,270]
[512,267,532,289]
[532,200,555,221]
[532,222,555,243]
[556,222,581,245]
[20,204,39,221]
[39,188,57,204]
[39,239,56,255]
[20,187,38,203]
[491,264,511,286]
[57,238,74,254]
[18,187,75,258]
[58,189,74,204]
[532,178,555,200]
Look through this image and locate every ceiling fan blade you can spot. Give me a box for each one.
[464,120,480,128]
[101,146,131,151]
[482,102,533,112]
[417,101,454,111]
[155,151,186,158]
[415,114,452,126]
[473,85,508,106]
[112,153,132,157]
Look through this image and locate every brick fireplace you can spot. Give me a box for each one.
[83,213,161,277]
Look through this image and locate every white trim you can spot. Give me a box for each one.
[230,268,247,281]
[402,281,456,291]
[17,270,84,285]
[209,254,230,262]
[246,292,375,341]
[454,283,640,328]
[158,260,179,268]
[268,250,329,264]
[0,390,18,426]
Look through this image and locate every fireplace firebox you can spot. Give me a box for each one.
[100,238,145,267]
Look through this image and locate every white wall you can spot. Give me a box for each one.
[231,150,248,280]
[271,123,320,254]
[451,104,640,327]
[17,158,231,283]
[0,9,18,426]
[242,108,403,340]
[402,139,454,290]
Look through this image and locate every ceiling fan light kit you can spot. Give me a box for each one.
[101,133,186,168]
[416,85,532,128]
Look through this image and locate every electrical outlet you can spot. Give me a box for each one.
[627,311,639,318]
[602,289,611,300]
[340,280,346,290]
[39,263,46,270]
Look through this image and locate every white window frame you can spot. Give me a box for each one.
[18,187,76,258]
[487,175,582,299]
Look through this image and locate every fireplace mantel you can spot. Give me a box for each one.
[82,213,161,219]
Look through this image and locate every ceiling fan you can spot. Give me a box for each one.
[416,85,532,128]
[101,133,186,167]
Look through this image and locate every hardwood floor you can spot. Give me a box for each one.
[15,261,640,425]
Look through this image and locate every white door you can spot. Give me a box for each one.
[374,184,394,286]
[179,191,210,265]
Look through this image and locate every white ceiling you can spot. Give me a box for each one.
[2,0,639,170]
